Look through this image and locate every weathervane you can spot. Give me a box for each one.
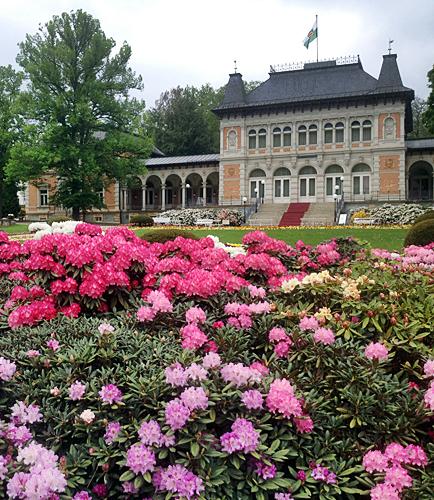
[388,39,394,55]
[234,60,237,73]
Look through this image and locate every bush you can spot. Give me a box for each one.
[413,210,434,226]
[404,219,434,247]
[140,228,199,243]
[47,214,70,224]
[130,214,154,227]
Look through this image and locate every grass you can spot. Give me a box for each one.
[0,223,29,234]
[137,226,409,251]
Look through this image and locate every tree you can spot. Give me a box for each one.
[423,65,434,135]
[6,10,151,220]
[0,65,23,218]
[146,80,260,156]
[408,96,429,138]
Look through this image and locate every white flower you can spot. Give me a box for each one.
[281,278,300,293]
[79,409,95,424]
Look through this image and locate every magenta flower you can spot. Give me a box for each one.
[313,327,335,345]
[154,464,204,498]
[46,339,60,351]
[0,357,16,381]
[99,384,123,404]
[92,483,108,497]
[68,381,86,401]
[364,342,389,361]
[299,316,319,331]
[104,422,121,444]
[165,363,188,387]
[165,399,191,431]
[138,420,163,446]
[363,450,389,473]
[126,444,156,475]
[185,306,206,324]
[241,390,264,410]
[180,387,209,411]
[220,418,260,454]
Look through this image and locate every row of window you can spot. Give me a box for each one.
[38,186,104,207]
[247,120,374,148]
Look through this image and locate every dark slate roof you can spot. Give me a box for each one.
[406,138,434,150]
[219,73,246,107]
[146,154,219,167]
[214,55,413,114]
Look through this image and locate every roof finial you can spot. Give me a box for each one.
[234,60,237,73]
[388,39,394,55]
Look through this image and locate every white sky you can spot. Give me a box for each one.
[1,0,433,107]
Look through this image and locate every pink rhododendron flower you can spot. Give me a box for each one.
[363,450,390,473]
[79,409,95,424]
[6,424,32,446]
[423,359,434,378]
[11,401,42,425]
[370,483,400,500]
[73,491,92,500]
[0,456,8,481]
[294,414,314,433]
[384,465,413,492]
[423,382,434,410]
[68,381,86,401]
[268,327,289,343]
[122,482,138,494]
[92,483,108,497]
[185,306,206,324]
[202,352,221,369]
[275,493,294,500]
[250,361,269,376]
[99,384,123,404]
[180,324,208,350]
[50,387,60,396]
[26,350,40,358]
[180,387,209,411]
[138,420,163,446]
[126,444,156,474]
[137,306,156,322]
[104,422,121,445]
[98,322,114,334]
[165,363,188,387]
[403,444,427,466]
[364,342,389,361]
[248,284,266,298]
[220,363,261,387]
[186,363,208,382]
[0,357,16,381]
[313,327,335,345]
[241,389,263,410]
[165,399,191,431]
[46,339,60,351]
[254,460,276,479]
[220,418,260,453]
[153,464,204,498]
[299,316,319,331]
[274,341,291,358]
[266,378,303,419]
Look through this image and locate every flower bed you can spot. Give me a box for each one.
[157,208,243,226]
[350,203,432,225]
[0,226,433,499]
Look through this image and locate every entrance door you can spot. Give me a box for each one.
[409,177,431,200]
[146,188,155,209]
[250,180,265,200]
[299,177,316,201]
[325,176,342,201]
[273,177,291,202]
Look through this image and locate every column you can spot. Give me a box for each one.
[142,187,146,210]
[202,184,207,206]
[122,188,127,210]
[181,183,186,208]
[161,184,166,211]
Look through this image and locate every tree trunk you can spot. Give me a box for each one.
[72,206,80,220]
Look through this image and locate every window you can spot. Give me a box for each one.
[96,189,104,205]
[362,120,372,141]
[335,122,344,143]
[324,123,333,144]
[351,121,360,142]
[39,185,49,207]
[352,164,371,195]
[258,128,266,148]
[384,117,395,139]
[308,124,317,145]
[283,126,291,146]
[94,215,103,222]
[298,125,307,145]
[248,129,257,149]
[273,127,281,147]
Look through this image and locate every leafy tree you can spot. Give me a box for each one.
[408,96,429,138]
[423,65,434,135]
[6,10,151,220]
[0,65,23,217]
[146,80,260,156]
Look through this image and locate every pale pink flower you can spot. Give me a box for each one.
[46,339,60,351]
[364,342,389,361]
[79,409,95,424]
[313,327,335,345]
[98,322,114,334]
[299,316,319,331]
[99,383,123,404]
[241,390,263,410]
[69,381,86,401]
[423,359,434,378]
[202,352,221,369]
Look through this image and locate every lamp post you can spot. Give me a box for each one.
[186,183,190,207]
[261,180,265,203]
[242,196,247,223]
[340,176,344,202]
[333,192,339,222]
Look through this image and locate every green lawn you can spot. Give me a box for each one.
[137,227,409,251]
[0,223,29,234]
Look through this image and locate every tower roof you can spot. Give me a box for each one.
[218,72,246,107]
[373,53,410,93]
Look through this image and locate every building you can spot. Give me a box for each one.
[23,53,434,223]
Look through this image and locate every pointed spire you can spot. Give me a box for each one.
[376,53,403,90]
[219,72,246,108]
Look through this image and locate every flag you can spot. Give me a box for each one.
[303,19,318,49]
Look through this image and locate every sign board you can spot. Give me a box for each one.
[338,213,347,225]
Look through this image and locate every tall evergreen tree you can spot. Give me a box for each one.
[6,10,151,220]
[0,65,23,218]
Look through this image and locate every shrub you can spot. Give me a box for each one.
[413,210,434,226]
[130,214,154,227]
[140,228,199,243]
[404,219,434,247]
[47,214,70,224]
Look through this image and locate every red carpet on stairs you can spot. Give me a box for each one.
[279,203,310,226]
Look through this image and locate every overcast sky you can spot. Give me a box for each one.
[1,0,433,107]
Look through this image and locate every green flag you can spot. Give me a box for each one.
[303,19,318,49]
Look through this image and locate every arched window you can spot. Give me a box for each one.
[309,124,317,145]
[299,166,317,175]
[352,163,371,195]
[325,165,344,196]
[324,123,333,144]
[249,168,266,178]
[335,122,344,143]
[274,167,291,177]
[248,129,257,149]
[283,126,291,146]
[273,127,281,147]
[384,117,395,139]
[298,125,307,146]
[258,128,267,148]
[362,120,372,141]
[351,121,360,142]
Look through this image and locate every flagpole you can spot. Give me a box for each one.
[316,14,318,62]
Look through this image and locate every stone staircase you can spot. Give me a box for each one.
[248,203,289,226]
[279,203,310,226]
[301,202,336,226]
